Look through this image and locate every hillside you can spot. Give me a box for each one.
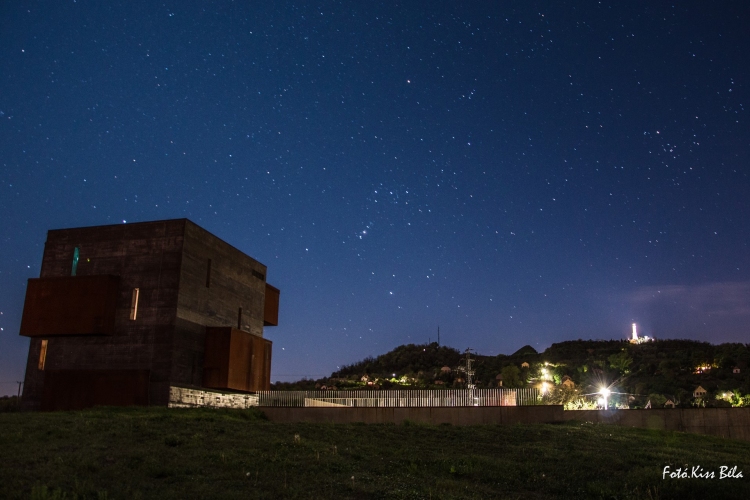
[274,339,750,408]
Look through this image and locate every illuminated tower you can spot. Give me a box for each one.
[632,323,638,342]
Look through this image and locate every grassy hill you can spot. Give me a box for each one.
[1,406,749,499]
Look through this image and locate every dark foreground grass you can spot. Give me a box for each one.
[1,407,748,499]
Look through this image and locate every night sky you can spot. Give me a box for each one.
[1,1,749,395]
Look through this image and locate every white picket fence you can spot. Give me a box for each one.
[256,388,538,407]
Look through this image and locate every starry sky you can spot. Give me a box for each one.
[1,1,749,394]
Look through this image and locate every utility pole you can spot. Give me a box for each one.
[457,348,476,390]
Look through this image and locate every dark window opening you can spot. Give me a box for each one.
[252,269,265,281]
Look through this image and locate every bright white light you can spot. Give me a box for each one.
[599,387,611,410]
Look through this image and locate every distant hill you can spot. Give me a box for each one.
[273,338,750,407]
[512,345,538,357]
[331,342,462,381]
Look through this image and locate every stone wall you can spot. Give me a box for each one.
[169,385,259,409]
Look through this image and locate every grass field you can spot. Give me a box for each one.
[1,406,748,499]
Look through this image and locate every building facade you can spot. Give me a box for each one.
[19,219,279,410]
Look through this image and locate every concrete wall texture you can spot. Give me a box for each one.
[260,406,750,442]
[23,220,185,408]
[261,405,565,426]
[21,219,277,409]
[562,408,750,442]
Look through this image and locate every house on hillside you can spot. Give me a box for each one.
[440,366,452,374]
[693,386,707,398]
[495,373,503,387]
[664,399,676,408]
[733,367,741,374]
[521,362,529,369]
[19,219,280,411]
[561,375,575,389]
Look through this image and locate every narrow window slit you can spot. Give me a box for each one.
[130,288,140,320]
[71,247,80,276]
[38,340,48,370]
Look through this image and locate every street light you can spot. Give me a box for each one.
[600,387,611,410]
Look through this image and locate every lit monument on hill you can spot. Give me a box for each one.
[629,323,653,344]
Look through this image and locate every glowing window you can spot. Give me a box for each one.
[38,340,48,370]
[130,288,140,320]
[71,247,80,276]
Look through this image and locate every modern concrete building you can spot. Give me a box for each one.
[19,219,279,410]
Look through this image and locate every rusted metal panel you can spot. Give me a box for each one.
[202,327,231,389]
[203,327,272,392]
[228,327,253,390]
[20,275,120,337]
[260,339,272,390]
[250,332,272,391]
[41,369,149,411]
[247,333,271,391]
[264,283,280,326]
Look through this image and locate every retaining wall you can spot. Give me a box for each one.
[562,408,750,442]
[260,405,750,442]
[261,405,564,426]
